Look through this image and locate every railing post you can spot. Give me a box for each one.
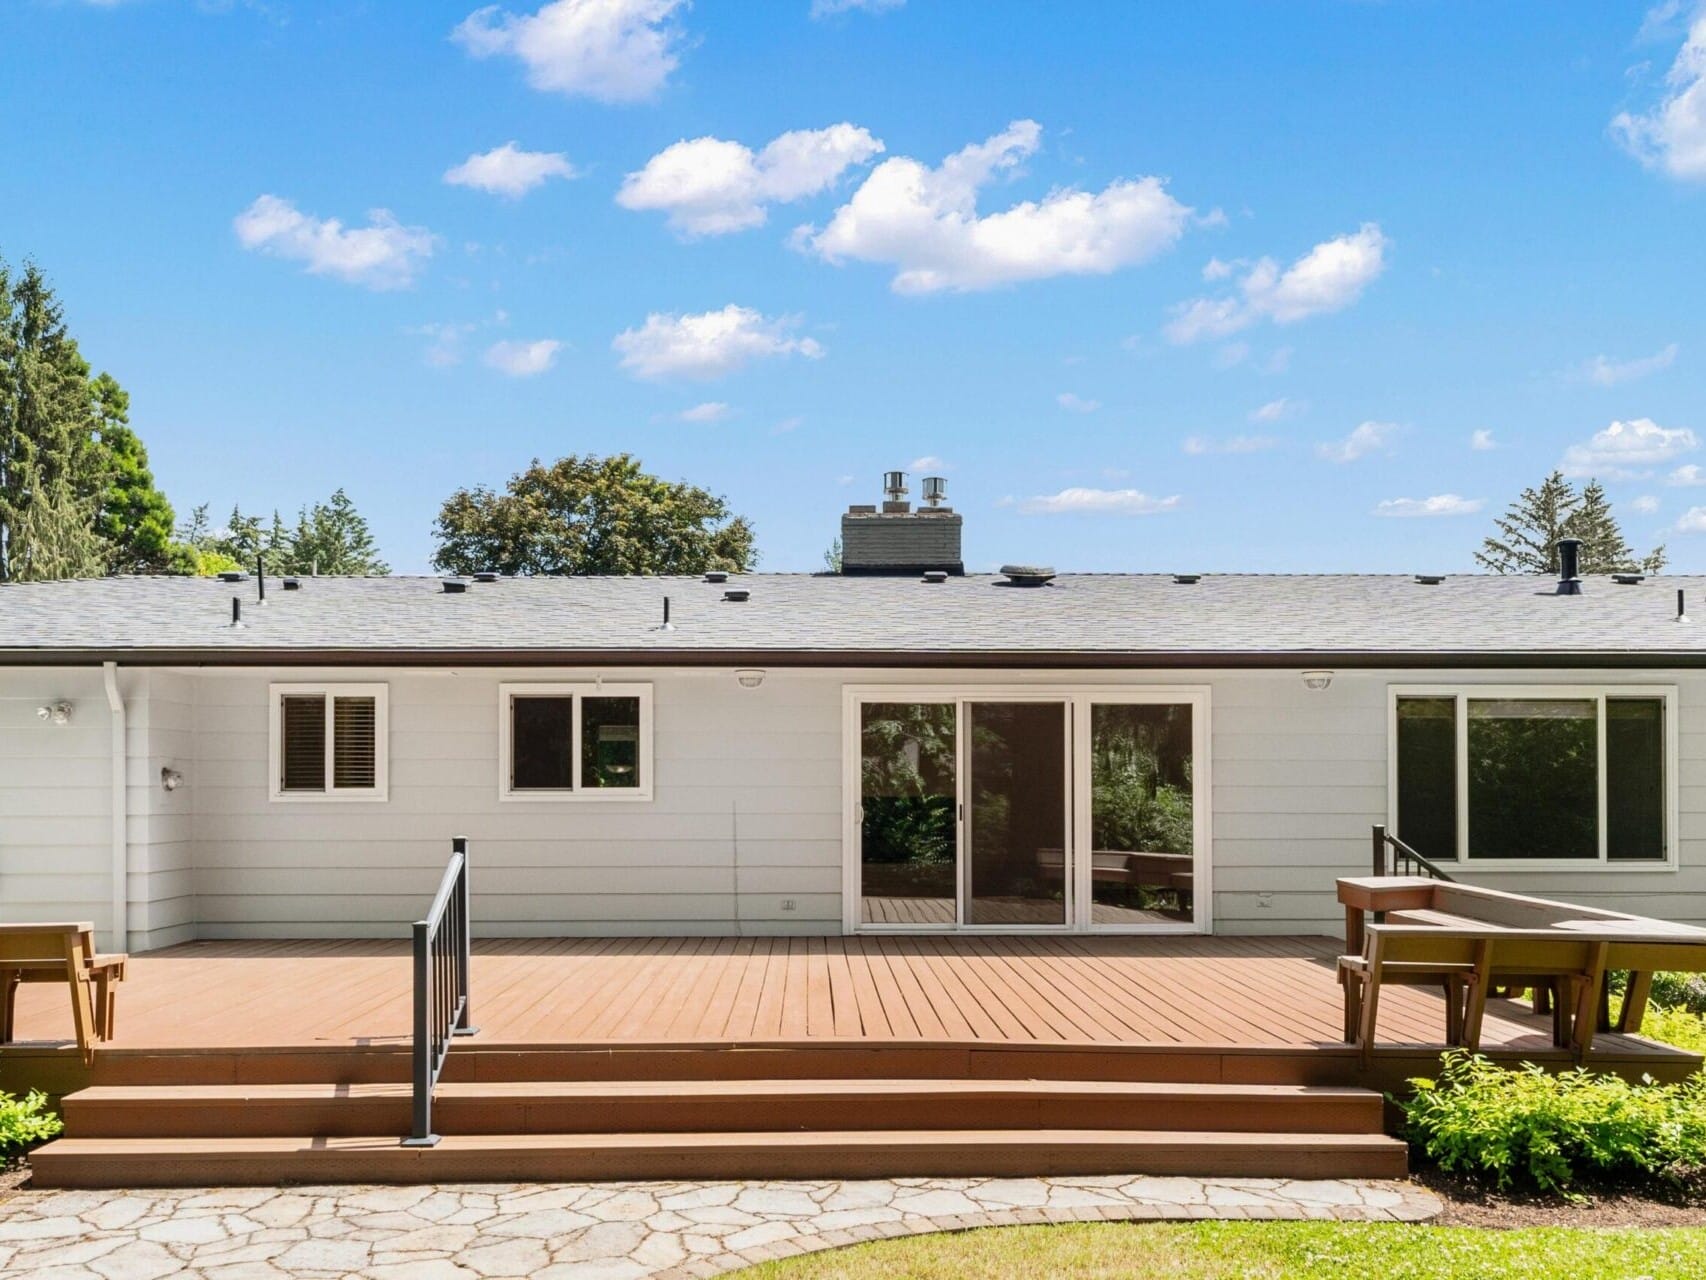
[1372,824,1390,876]
[404,918,439,1147]
[453,836,477,1037]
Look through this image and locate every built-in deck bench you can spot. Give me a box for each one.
[0,924,126,1065]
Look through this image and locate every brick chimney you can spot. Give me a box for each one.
[840,471,964,575]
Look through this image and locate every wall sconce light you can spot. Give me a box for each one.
[1301,670,1334,691]
[735,669,766,689]
[36,701,73,726]
[160,767,185,793]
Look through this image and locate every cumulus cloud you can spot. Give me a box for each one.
[798,120,1193,293]
[1316,421,1398,463]
[1056,392,1100,413]
[612,305,825,380]
[1372,494,1485,518]
[618,125,883,236]
[1613,11,1706,181]
[453,0,685,103]
[1470,429,1497,451]
[1165,224,1389,343]
[1579,342,1680,386]
[233,195,436,289]
[1668,462,1706,485]
[1677,506,1706,532]
[484,338,562,376]
[908,454,950,472]
[810,0,903,16]
[1633,494,1662,513]
[1181,434,1277,456]
[1560,417,1698,478]
[677,401,733,423]
[1249,397,1303,424]
[1019,487,1182,516]
[413,321,475,367]
[444,142,578,198]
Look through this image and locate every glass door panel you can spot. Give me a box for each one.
[967,701,1068,926]
[859,702,958,925]
[1088,702,1196,926]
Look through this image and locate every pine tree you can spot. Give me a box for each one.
[6,459,104,581]
[91,373,179,573]
[1476,470,1664,576]
[284,489,388,576]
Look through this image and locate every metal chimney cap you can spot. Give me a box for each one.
[883,470,908,499]
[999,564,1056,587]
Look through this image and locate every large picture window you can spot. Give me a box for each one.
[499,683,651,801]
[1391,686,1675,866]
[269,683,388,801]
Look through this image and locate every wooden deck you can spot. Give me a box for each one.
[1,934,1689,1069]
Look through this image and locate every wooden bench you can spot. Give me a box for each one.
[0,924,127,1065]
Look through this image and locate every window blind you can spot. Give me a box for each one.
[333,696,378,790]
[280,695,327,792]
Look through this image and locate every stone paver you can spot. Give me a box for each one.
[0,1176,1441,1278]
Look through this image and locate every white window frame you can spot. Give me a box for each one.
[498,682,654,803]
[1386,683,1678,871]
[268,682,389,803]
[841,683,1213,935]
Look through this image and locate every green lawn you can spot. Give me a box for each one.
[731,1221,1706,1279]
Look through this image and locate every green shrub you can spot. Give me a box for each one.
[0,1090,62,1156]
[1402,1051,1706,1194]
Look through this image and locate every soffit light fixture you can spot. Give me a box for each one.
[1301,670,1334,691]
[735,669,766,689]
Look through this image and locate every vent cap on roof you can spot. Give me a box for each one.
[473,571,501,584]
[704,571,728,583]
[1173,573,1200,585]
[1556,538,1583,596]
[217,571,248,584]
[1415,574,1445,585]
[999,564,1055,587]
[922,569,948,584]
[281,577,301,591]
[442,579,468,594]
[1614,573,1645,585]
[723,588,750,603]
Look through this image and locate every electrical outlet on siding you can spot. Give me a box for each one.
[780,898,797,912]
[1257,892,1273,909]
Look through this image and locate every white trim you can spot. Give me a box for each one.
[268,682,390,803]
[497,682,654,803]
[842,683,1213,935]
[102,662,128,951]
[1386,683,1678,871]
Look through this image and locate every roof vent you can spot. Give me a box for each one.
[282,577,301,591]
[1613,573,1644,586]
[442,579,468,594]
[723,588,750,603]
[473,571,500,584]
[704,570,728,584]
[1415,574,1445,585]
[883,470,908,502]
[1556,538,1583,596]
[217,571,247,584]
[999,564,1056,588]
[922,569,948,584]
[921,476,947,508]
[1173,573,1200,585]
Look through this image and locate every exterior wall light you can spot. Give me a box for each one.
[161,767,185,793]
[1301,671,1334,691]
[735,669,766,689]
[36,701,73,726]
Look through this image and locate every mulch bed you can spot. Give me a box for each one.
[1416,1164,1706,1228]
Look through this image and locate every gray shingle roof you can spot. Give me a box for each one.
[2,573,1705,666]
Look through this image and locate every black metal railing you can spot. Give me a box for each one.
[1371,823,1456,882]
[404,836,478,1147]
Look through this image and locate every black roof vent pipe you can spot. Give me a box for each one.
[256,555,267,606]
[1555,538,1583,595]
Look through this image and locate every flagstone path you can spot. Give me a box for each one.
[0,1176,1440,1279]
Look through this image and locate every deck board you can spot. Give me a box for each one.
[0,933,1684,1059]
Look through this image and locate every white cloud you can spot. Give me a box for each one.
[618,125,883,236]
[413,321,475,367]
[799,120,1192,293]
[1613,12,1706,181]
[908,455,949,472]
[1316,420,1398,464]
[1634,494,1662,513]
[1249,397,1302,424]
[1182,434,1277,456]
[1560,417,1698,478]
[444,141,578,198]
[1165,223,1389,343]
[1372,494,1485,518]
[677,401,733,423]
[1019,487,1182,516]
[1580,342,1680,386]
[1677,506,1706,532]
[1470,428,1497,451]
[1201,256,1238,281]
[483,338,562,376]
[612,304,825,380]
[233,195,437,290]
[1056,392,1100,413]
[1668,462,1706,485]
[810,0,903,16]
[453,0,685,104]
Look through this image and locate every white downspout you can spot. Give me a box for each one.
[102,662,128,951]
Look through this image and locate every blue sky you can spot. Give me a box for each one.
[3,0,1703,574]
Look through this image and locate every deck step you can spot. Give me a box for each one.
[61,1078,1386,1139]
[28,1128,1410,1188]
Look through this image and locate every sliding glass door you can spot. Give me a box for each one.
[850,688,1209,933]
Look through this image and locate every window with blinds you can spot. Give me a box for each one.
[271,684,388,800]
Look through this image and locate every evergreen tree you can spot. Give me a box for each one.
[1475,469,1664,576]
[91,373,179,573]
[5,458,104,582]
[283,489,388,576]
